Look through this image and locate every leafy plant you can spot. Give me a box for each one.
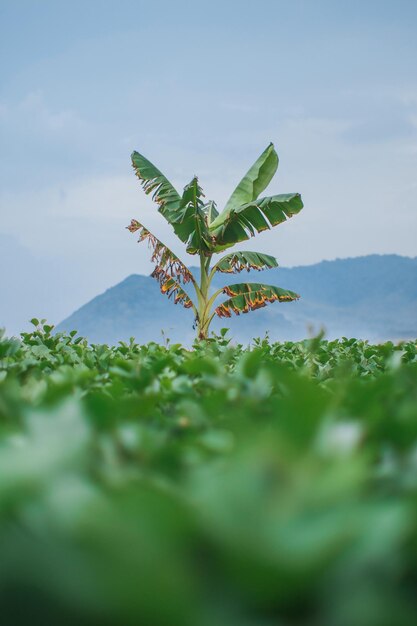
[1,327,417,625]
[128,143,304,338]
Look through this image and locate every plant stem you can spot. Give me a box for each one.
[197,253,213,339]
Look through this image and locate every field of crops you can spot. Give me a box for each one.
[1,321,417,625]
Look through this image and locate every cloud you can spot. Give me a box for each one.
[0,90,87,136]
[0,171,195,274]
[0,91,97,191]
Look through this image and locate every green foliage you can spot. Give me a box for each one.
[209,192,304,249]
[0,325,417,624]
[129,143,304,338]
[215,282,300,318]
[222,142,279,212]
[213,250,279,274]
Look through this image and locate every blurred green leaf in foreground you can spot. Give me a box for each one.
[0,324,417,625]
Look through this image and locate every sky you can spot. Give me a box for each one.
[1,0,417,334]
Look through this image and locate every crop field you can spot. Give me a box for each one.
[1,322,417,625]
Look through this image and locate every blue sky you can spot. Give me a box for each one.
[1,0,417,333]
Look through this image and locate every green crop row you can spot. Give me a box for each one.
[0,322,417,625]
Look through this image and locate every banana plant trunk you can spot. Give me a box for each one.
[197,254,213,340]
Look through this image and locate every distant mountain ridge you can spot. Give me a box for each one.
[57,255,417,344]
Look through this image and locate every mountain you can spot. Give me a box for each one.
[56,255,417,345]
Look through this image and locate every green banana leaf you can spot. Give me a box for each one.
[205,200,219,225]
[131,151,182,224]
[222,143,278,213]
[210,193,303,250]
[213,251,278,274]
[170,178,212,254]
[215,283,299,317]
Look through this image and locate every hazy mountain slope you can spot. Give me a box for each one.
[259,255,417,340]
[57,255,417,344]
[56,274,196,345]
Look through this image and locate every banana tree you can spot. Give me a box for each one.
[127,143,304,339]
